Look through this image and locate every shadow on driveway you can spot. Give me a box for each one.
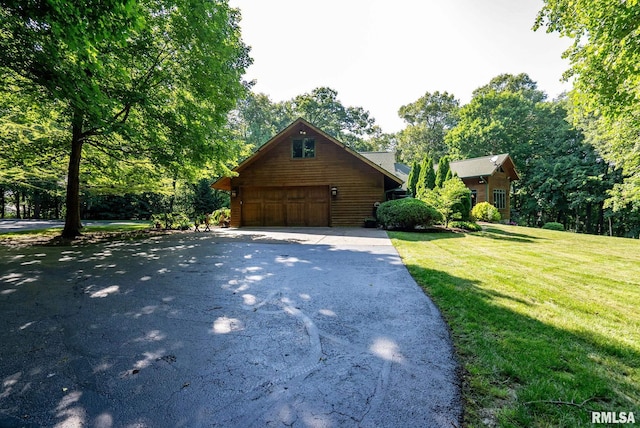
[0,229,461,427]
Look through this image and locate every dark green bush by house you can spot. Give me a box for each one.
[376,198,441,230]
[542,221,565,231]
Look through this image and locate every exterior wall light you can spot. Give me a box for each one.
[231,188,238,198]
[331,187,338,197]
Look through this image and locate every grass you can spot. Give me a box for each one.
[389,224,640,427]
[0,221,152,245]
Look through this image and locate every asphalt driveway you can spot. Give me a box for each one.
[0,227,461,427]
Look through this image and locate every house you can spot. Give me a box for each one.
[449,154,519,221]
[359,151,410,199]
[211,118,403,227]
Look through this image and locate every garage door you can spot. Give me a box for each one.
[241,186,329,227]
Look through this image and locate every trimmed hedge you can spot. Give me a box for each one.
[376,198,441,230]
[471,202,501,223]
[542,222,565,231]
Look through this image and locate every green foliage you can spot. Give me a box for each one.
[419,177,471,227]
[448,221,482,232]
[175,179,229,218]
[0,0,251,237]
[406,161,420,197]
[84,193,164,220]
[535,1,640,210]
[230,88,383,152]
[376,198,441,230]
[211,207,231,224]
[396,91,459,164]
[445,76,544,160]
[415,156,436,197]
[542,221,565,231]
[435,156,451,188]
[471,202,501,223]
[151,212,192,230]
[444,74,637,236]
[231,92,289,149]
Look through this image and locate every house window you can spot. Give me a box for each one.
[292,138,315,159]
[470,190,477,207]
[493,189,506,209]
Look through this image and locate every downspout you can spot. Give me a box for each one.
[486,178,489,205]
[479,176,489,203]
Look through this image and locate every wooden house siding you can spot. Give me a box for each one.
[452,154,519,222]
[223,119,398,227]
[463,172,512,220]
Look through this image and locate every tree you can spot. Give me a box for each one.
[445,78,544,162]
[0,0,250,238]
[0,75,68,219]
[472,73,546,103]
[415,156,436,197]
[406,161,420,197]
[230,88,382,152]
[231,92,292,150]
[420,177,471,227]
[396,91,459,163]
[535,0,640,209]
[288,87,379,150]
[183,178,229,217]
[435,156,451,188]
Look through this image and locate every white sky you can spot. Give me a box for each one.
[229,0,573,133]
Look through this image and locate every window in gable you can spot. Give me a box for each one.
[292,138,315,159]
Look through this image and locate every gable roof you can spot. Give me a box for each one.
[211,118,404,190]
[360,151,410,190]
[450,153,520,181]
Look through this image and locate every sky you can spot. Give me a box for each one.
[229,0,573,134]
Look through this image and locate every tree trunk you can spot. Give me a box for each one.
[0,187,5,218]
[14,190,20,219]
[62,109,85,239]
[597,200,604,235]
[34,190,41,219]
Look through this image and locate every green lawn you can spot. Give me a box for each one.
[390,224,640,427]
[0,221,150,240]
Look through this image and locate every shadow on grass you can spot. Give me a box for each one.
[402,261,640,427]
[479,225,542,243]
[388,230,465,242]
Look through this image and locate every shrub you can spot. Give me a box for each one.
[151,212,192,230]
[376,198,441,230]
[448,221,483,232]
[420,177,472,226]
[211,207,231,224]
[471,202,501,223]
[542,222,564,231]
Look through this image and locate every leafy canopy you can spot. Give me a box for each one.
[396,91,459,164]
[0,0,251,237]
[535,0,640,210]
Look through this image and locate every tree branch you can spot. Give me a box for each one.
[524,397,600,408]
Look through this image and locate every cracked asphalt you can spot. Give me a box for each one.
[0,227,461,427]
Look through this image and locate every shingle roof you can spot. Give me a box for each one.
[449,153,519,180]
[360,152,410,189]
